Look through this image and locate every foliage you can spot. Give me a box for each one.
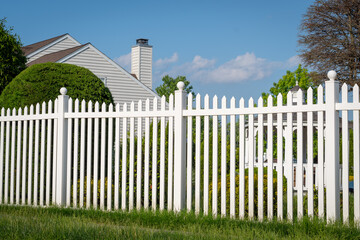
[0,62,114,109]
[0,18,27,94]
[261,65,319,106]
[298,0,360,85]
[155,75,194,102]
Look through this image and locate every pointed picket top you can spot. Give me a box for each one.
[74,99,80,112]
[12,107,16,116]
[81,99,86,112]
[145,98,150,111]
[248,97,254,107]
[109,103,114,112]
[222,96,227,109]
[354,84,359,103]
[268,95,273,107]
[239,97,245,108]
[18,107,23,116]
[54,99,58,111]
[188,94,193,110]
[161,96,166,111]
[307,87,313,105]
[68,98,73,112]
[277,93,283,107]
[317,85,324,104]
[341,83,348,103]
[101,102,106,112]
[138,100,143,112]
[115,103,120,112]
[41,102,46,114]
[24,106,28,115]
[29,104,34,114]
[213,95,218,109]
[153,97,158,110]
[48,100,53,113]
[297,89,303,105]
[36,103,40,114]
[94,101,100,112]
[231,97,236,108]
[169,94,174,104]
[1,107,4,116]
[258,96,263,108]
[123,102,128,112]
[88,101,93,112]
[196,93,201,109]
[204,94,209,109]
[287,91,293,106]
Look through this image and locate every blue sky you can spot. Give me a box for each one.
[1,0,314,101]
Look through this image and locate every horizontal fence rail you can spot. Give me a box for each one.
[0,71,360,226]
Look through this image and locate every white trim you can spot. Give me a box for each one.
[26,34,81,58]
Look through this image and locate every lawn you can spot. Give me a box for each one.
[0,205,359,239]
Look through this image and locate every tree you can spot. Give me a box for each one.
[0,18,27,94]
[261,65,318,106]
[155,75,194,101]
[0,63,113,109]
[298,0,360,85]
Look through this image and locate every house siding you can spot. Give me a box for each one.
[28,37,80,63]
[63,47,160,109]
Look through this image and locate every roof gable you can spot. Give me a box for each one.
[21,34,67,56]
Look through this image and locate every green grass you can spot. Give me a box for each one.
[0,205,359,239]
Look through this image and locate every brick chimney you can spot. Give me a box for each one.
[131,39,152,89]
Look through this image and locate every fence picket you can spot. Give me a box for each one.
[152,97,158,210]
[16,107,23,204]
[277,94,283,220]
[221,96,227,217]
[317,85,325,217]
[257,97,264,220]
[27,106,34,205]
[248,98,254,219]
[230,97,236,218]
[354,84,360,223]
[93,102,100,209]
[239,98,245,219]
[187,94,193,212]
[114,103,120,210]
[129,102,135,210]
[212,96,218,217]
[307,87,314,217]
[52,100,58,204]
[10,108,16,204]
[167,95,174,210]
[39,103,46,206]
[46,102,52,206]
[107,103,113,210]
[34,104,41,206]
[137,100,143,210]
[144,99,150,209]
[86,101,93,209]
[0,108,5,204]
[160,96,166,210]
[4,109,10,204]
[195,94,201,214]
[100,103,106,210]
[66,99,73,207]
[204,95,209,215]
[79,100,86,208]
[267,96,273,220]
[296,90,303,219]
[286,92,293,220]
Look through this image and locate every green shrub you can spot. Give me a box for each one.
[0,62,113,109]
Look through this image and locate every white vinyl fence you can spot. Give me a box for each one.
[0,71,359,224]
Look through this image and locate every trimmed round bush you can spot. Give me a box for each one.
[0,62,113,109]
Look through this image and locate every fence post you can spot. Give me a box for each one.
[56,87,69,205]
[325,70,340,222]
[173,82,187,212]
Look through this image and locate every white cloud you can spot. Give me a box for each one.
[286,55,302,67]
[154,53,179,68]
[114,52,131,71]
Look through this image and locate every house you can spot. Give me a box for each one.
[21,34,160,108]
